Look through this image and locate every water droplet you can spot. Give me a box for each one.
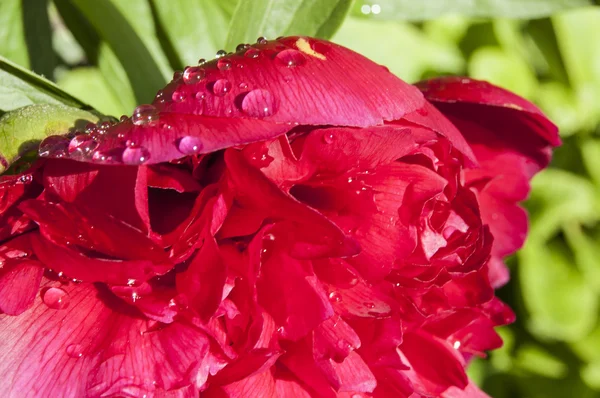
[329,291,342,302]
[119,115,128,122]
[177,136,203,155]
[122,146,150,165]
[323,133,334,144]
[241,89,276,117]
[365,302,375,309]
[132,104,159,126]
[42,287,69,310]
[173,70,183,80]
[18,174,32,184]
[84,123,96,134]
[238,82,248,90]
[127,279,136,286]
[39,135,69,158]
[198,58,206,65]
[453,340,461,349]
[277,326,285,334]
[195,92,206,101]
[68,134,98,157]
[215,49,227,58]
[236,43,249,52]
[264,233,275,241]
[183,66,206,84]
[217,59,232,71]
[66,344,83,358]
[244,48,260,58]
[212,79,232,97]
[172,91,185,102]
[275,49,306,67]
[131,292,140,302]
[256,36,268,45]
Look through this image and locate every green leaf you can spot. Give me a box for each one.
[71,0,167,105]
[514,344,568,378]
[53,0,100,64]
[150,0,229,68]
[468,46,538,99]
[519,238,598,342]
[0,55,89,113]
[97,44,137,116]
[0,0,29,68]
[333,17,464,83]
[56,66,127,117]
[0,104,98,173]
[225,0,352,50]
[22,0,56,79]
[582,139,600,188]
[353,0,595,20]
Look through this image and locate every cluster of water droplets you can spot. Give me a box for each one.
[36,37,329,165]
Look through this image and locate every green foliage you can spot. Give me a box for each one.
[1,1,600,396]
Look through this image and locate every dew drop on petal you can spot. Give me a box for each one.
[365,302,375,309]
[66,344,83,358]
[177,136,203,155]
[195,92,206,101]
[132,104,159,126]
[172,91,185,102]
[68,134,98,156]
[197,58,206,65]
[244,48,260,58]
[183,66,206,84]
[119,115,128,122]
[173,70,183,80]
[275,49,306,67]
[256,36,268,45]
[329,291,342,302]
[238,82,248,90]
[212,79,232,97]
[215,49,227,58]
[453,340,461,349]
[42,287,69,310]
[217,59,232,71]
[122,146,151,165]
[39,135,69,158]
[18,174,32,184]
[236,43,249,52]
[323,133,334,144]
[241,89,276,117]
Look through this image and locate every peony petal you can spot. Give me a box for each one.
[42,159,150,232]
[0,281,211,397]
[416,77,560,146]
[313,315,361,362]
[0,259,43,315]
[160,37,423,127]
[442,380,491,398]
[316,350,377,393]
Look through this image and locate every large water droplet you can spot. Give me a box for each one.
[132,104,159,126]
[215,49,227,58]
[241,89,276,117]
[66,344,83,358]
[177,136,203,155]
[275,49,306,67]
[68,134,98,158]
[244,48,260,58]
[42,287,69,310]
[183,66,206,84]
[212,79,232,97]
[217,59,232,71]
[122,146,151,165]
[39,135,69,158]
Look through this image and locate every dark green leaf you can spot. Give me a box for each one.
[151,0,229,68]
[71,0,167,105]
[0,0,29,68]
[225,0,352,50]
[353,0,594,20]
[0,104,98,173]
[0,55,89,112]
[53,0,101,64]
[22,0,56,79]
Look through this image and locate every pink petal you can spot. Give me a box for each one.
[313,315,362,362]
[0,259,43,315]
[0,280,211,397]
[316,351,377,393]
[442,380,491,398]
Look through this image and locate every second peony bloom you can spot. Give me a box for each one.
[0,36,559,397]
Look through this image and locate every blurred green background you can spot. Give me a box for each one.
[2,0,600,396]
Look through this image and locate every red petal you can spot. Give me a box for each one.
[161,37,423,127]
[442,381,491,398]
[0,281,211,397]
[0,259,43,315]
[42,159,150,232]
[416,77,559,146]
[316,350,377,393]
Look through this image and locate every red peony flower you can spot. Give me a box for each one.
[0,37,559,397]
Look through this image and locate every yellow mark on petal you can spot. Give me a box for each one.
[504,103,524,111]
[296,38,326,60]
